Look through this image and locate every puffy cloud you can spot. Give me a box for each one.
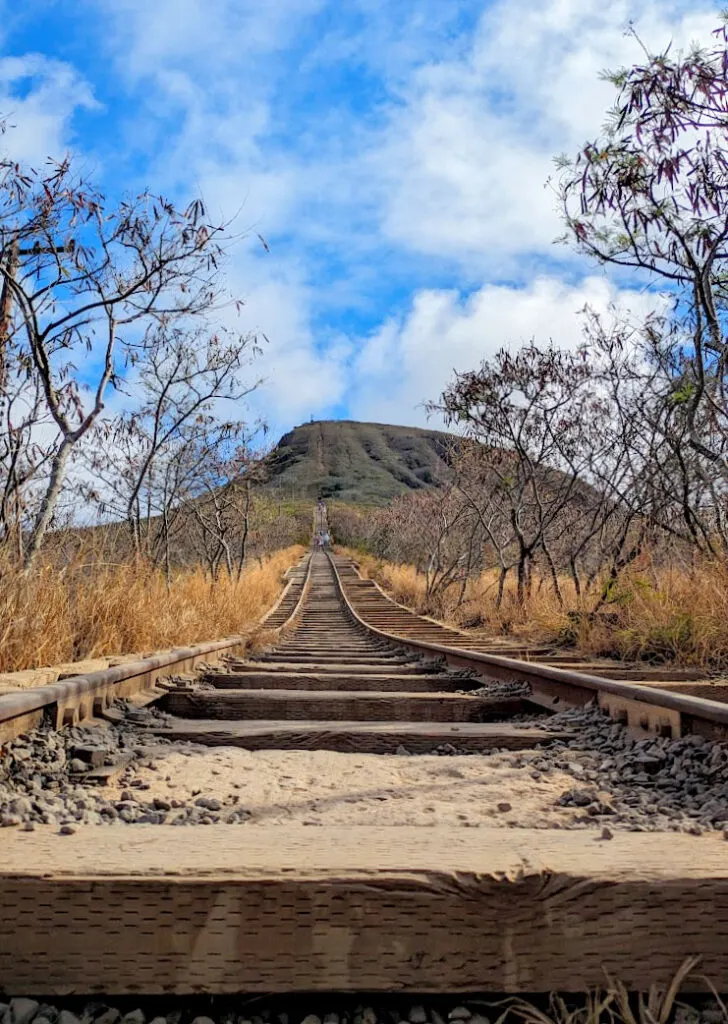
[374,0,720,271]
[0,55,97,164]
[346,275,665,427]
[95,0,326,79]
[2,0,721,437]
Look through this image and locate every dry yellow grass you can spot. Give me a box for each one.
[0,545,305,674]
[346,548,728,668]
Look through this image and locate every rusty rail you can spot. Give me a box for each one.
[327,552,728,742]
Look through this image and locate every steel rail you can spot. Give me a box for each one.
[259,551,313,627]
[327,552,728,742]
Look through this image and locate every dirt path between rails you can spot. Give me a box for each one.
[105,745,585,829]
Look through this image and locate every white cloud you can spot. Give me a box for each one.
[209,250,351,428]
[374,0,720,271]
[0,55,97,165]
[29,0,722,436]
[97,0,326,79]
[346,275,664,427]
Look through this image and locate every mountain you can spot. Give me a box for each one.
[265,420,458,504]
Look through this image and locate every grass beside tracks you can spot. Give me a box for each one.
[0,544,305,674]
[346,549,728,669]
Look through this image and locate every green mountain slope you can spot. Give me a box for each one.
[266,420,458,504]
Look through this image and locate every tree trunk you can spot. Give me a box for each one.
[496,566,508,609]
[569,557,581,598]
[543,544,564,606]
[162,508,172,590]
[516,551,526,607]
[24,439,72,568]
[236,483,251,582]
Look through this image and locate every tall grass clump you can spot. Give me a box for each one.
[0,544,304,674]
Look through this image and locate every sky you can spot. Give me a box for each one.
[0,0,723,440]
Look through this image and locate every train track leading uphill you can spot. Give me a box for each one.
[158,551,555,752]
[3,507,728,998]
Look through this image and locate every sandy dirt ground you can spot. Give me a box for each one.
[105,744,587,828]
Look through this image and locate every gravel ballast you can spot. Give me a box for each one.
[0,995,726,1024]
[2,690,728,833]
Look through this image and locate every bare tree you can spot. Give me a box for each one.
[431,344,604,605]
[557,27,728,490]
[0,154,241,566]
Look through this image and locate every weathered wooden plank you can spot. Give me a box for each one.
[1,825,727,994]
[161,688,524,722]
[204,671,469,692]
[152,718,553,752]
[230,661,437,676]
[255,654,414,665]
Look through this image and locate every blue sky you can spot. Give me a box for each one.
[0,0,722,441]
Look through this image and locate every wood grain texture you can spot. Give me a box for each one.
[231,661,439,676]
[162,689,524,722]
[1,825,727,994]
[152,718,554,751]
[205,671,471,692]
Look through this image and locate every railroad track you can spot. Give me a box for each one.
[157,551,555,752]
[2,510,728,998]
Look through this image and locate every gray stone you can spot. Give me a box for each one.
[195,796,222,811]
[121,1012,145,1024]
[448,1010,471,1022]
[57,1011,81,1024]
[674,1008,700,1024]
[701,1012,724,1024]
[190,1018,216,1024]
[10,999,40,1024]
[300,1017,322,1024]
[408,1009,428,1024]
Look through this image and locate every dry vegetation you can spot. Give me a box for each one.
[348,548,728,668]
[0,544,304,674]
[486,956,728,1024]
